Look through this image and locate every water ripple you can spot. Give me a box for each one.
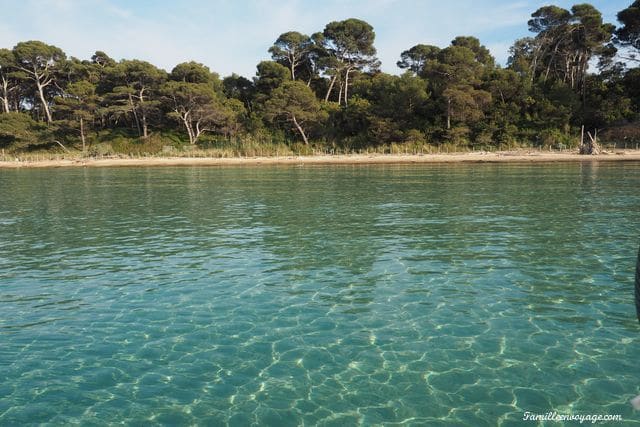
[0,164,639,425]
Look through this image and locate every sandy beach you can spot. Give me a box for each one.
[2,150,640,168]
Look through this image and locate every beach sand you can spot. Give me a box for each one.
[2,150,640,168]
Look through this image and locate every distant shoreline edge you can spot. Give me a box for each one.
[2,151,640,169]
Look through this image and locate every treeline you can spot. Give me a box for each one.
[1,1,640,155]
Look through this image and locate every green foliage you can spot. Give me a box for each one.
[263,81,326,144]
[162,80,243,144]
[397,44,440,75]
[255,61,290,97]
[418,37,494,131]
[13,40,66,70]
[623,68,640,112]
[521,4,615,91]
[0,4,639,156]
[91,51,116,68]
[170,62,218,85]
[616,0,640,54]
[323,19,377,59]
[12,41,66,123]
[319,18,380,104]
[110,134,165,155]
[0,112,52,150]
[223,73,255,111]
[451,36,495,67]
[54,79,100,150]
[539,128,574,148]
[269,32,315,81]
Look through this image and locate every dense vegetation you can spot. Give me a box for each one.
[1,2,640,156]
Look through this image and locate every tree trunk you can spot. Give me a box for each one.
[139,89,148,138]
[580,128,601,155]
[324,74,338,102]
[36,80,52,123]
[530,44,541,83]
[567,58,573,88]
[80,116,86,154]
[580,55,588,107]
[129,93,142,136]
[195,120,205,144]
[180,112,195,145]
[344,68,352,105]
[337,81,343,106]
[544,42,560,82]
[290,51,296,80]
[291,114,309,145]
[446,97,451,130]
[1,77,9,113]
[142,113,148,139]
[187,124,195,144]
[53,140,70,152]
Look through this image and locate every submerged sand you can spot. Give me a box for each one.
[2,150,640,168]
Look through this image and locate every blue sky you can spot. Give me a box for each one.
[0,0,631,77]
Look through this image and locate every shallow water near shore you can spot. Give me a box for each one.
[1,163,639,425]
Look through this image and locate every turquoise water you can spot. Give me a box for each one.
[0,163,639,426]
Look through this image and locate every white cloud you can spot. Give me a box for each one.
[0,0,627,77]
[486,41,516,67]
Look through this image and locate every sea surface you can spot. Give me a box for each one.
[0,163,639,426]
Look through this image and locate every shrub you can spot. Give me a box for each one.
[111,134,165,155]
[0,113,52,151]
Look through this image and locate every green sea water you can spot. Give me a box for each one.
[0,163,639,426]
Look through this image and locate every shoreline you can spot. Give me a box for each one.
[2,150,640,168]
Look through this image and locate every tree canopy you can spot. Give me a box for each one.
[617,0,640,59]
[0,3,639,155]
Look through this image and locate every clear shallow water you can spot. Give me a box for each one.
[0,163,639,426]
